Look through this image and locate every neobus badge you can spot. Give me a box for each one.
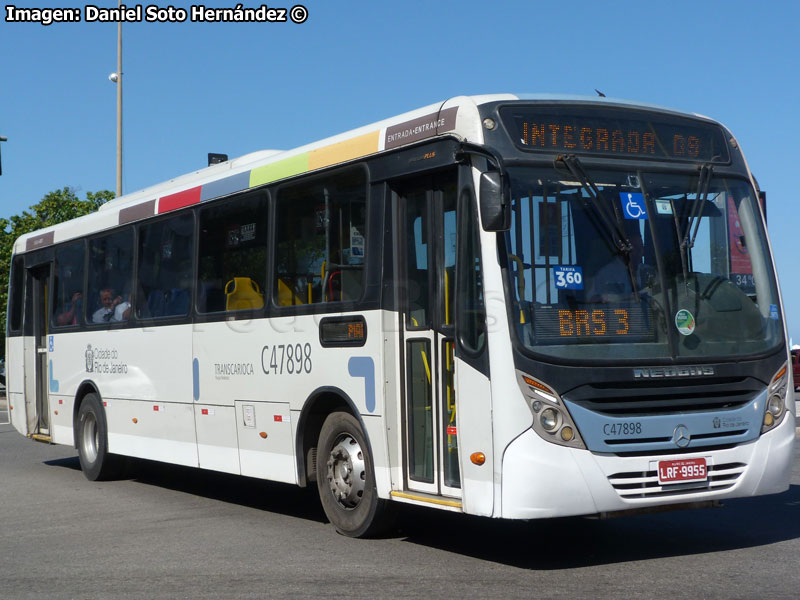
[633,366,715,379]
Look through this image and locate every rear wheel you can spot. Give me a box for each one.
[76,393,123,481]
[316,411,393,537]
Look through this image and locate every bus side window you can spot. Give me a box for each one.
[456,191,486,354]
[405,199,429,328]
[137,213,194,319]
[87,229,134,324]
[52,241,85,327]
[8,256,24,333]
[197,194,267,314]
[275,168,367,306]
[442,187,457,328]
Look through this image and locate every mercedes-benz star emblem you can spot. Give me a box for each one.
[672,424,691,448]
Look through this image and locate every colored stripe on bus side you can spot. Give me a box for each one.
[200,171,251,202]
[308,130,380,171]
[158,186,202,213]
[118,199,156,224]
[249,153,309,188]
[248,130,381,188]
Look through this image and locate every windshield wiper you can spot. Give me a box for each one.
[675,163,713,283]
[556,154,639,300]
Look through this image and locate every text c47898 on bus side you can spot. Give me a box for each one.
[261,343,313,375]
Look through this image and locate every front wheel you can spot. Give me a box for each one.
[76,393,124,481]
[316,411,393,537]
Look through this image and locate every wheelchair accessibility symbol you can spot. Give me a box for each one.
[620,192,647,220]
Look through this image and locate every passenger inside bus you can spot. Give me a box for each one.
[56,290,83,326]
[114,289,132,321]
[92,287,127,323]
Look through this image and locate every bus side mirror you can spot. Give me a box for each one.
[479,171,510,232]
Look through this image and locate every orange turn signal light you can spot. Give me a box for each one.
[522,376,551,393]
[259,432,268,439]
[470,452,486,466]
[132,418,138,424]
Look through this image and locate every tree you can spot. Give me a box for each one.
[0,188,113,356]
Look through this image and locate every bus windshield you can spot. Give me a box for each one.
[504,165,782,361]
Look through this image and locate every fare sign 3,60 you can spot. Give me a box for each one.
[657,457,708,485]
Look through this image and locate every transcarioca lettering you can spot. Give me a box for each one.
[214,362,255,376]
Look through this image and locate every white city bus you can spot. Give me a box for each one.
[6,94,795,536]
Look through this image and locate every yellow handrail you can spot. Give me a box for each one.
[444,270,451,326]
[508,254,526,324]
[445,341,457,453]
[410,316,431,385]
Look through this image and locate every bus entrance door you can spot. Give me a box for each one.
[29,264,51,436]
[397,175,462,499]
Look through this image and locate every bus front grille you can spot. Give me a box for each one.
[564,377,762,417]
[607,462,745,499]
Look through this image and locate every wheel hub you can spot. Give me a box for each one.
[81,412,99,464]
[326,434,366,509]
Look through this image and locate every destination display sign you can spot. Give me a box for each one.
[500,106,730,163]
[319,316,367,347]
[533,304,655,343]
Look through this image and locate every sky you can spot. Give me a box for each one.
[1,0,799,345]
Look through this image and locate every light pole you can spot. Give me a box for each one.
[0,136,6,176]
[108,2,123,197]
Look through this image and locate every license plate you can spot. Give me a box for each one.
[657,457,707,485]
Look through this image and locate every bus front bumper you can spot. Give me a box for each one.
[500,412,795,519]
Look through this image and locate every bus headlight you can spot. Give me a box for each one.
[767,394,783,417]
[762,363,788,434]
[516,371,585,449]
[540,408,559,431]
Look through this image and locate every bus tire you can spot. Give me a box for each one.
[316,411,393,538]
[76,393,123,481]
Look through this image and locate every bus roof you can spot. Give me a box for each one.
[15,93,719,254]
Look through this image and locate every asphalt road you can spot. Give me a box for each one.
[0,418,799,600]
